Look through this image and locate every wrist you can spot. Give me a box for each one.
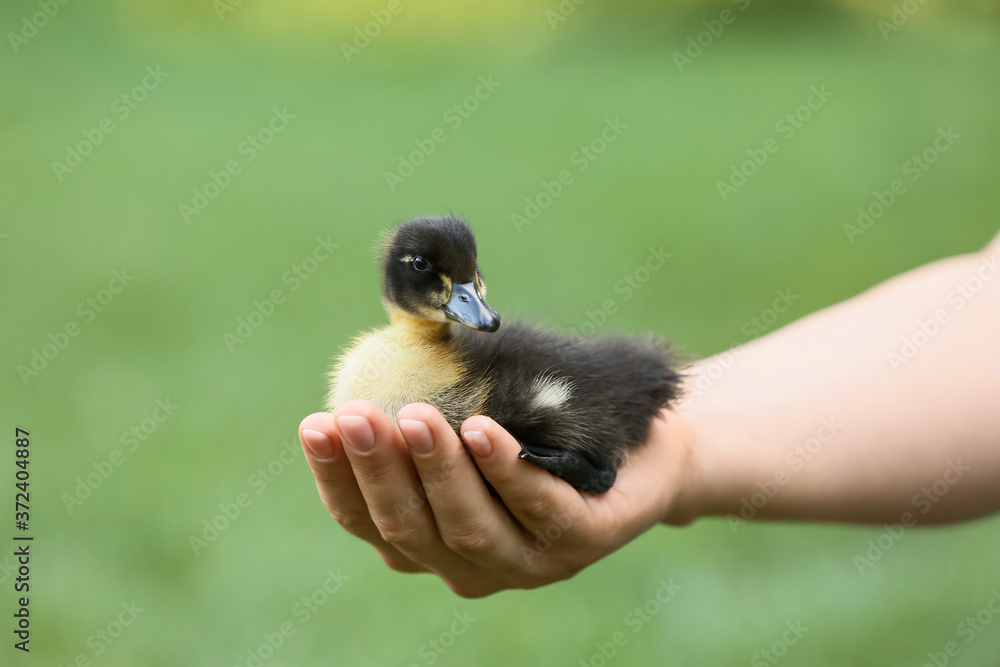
[658,409,706,526]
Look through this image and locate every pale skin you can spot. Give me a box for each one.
[298,231,1000,598]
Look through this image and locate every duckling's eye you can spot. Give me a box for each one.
[412,256,432,273]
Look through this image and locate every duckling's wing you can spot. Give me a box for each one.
[516,441,617,495]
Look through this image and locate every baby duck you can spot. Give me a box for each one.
[327,216,681,494]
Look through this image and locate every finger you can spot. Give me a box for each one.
[335,401,491,582]
[298,412,426,573]
[461,415,593,543]
[397,403,530,569]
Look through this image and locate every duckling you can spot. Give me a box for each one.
[327,216,681,494]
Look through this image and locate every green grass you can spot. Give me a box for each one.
[3,2,999,665]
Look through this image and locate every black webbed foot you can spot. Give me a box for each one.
[516,441,617,494]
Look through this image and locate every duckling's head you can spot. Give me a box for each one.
[380,216,501,333]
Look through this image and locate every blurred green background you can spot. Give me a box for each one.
[3,0,1000,665]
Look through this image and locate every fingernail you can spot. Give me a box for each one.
[399,419,434,455]
[338,415,375,453]
[463,430,492,457]
[301,429,335,460]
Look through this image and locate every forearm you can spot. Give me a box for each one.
[668,242,1000,526]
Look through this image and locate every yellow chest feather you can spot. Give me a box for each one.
[327,325,487,427]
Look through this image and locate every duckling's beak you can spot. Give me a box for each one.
[443,282,501,332]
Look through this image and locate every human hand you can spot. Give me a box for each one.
[298,400,694,598]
